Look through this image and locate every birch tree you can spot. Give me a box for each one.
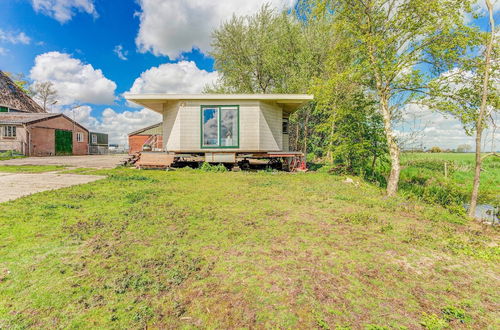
[424,0,498,217]
[314,0,478,195]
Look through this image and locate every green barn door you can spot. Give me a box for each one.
[55,129,73,155]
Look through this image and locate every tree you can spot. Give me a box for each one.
[469,0,496,217]
[312,0,478,196]
[423,1,498,217]
[208,4,335,156]
[32,81,58,112]
[4,72,32,95]
[456,144,472,153]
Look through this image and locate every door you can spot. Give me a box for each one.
[55,129,73,155]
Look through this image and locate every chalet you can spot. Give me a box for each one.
[124,94,313,169]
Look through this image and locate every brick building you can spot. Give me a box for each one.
[0,70,93,156]
[128,122,163,154]
[0,113,89,156]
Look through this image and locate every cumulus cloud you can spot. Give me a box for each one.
[396,103,499,151]
[30,51,117,105]
[0,30,31,44]
[55,105,162,145]
[31,0,97,23]
[135,0,294,58]
[128,61,219,94]
[114,45,128,60]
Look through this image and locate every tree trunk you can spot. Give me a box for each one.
[380,95,400,196]
[469,0,495,218]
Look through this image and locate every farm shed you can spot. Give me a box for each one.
[89,131,109,154]
[0,113,89,156]
[124,94,313,169]
[128,122,163,154]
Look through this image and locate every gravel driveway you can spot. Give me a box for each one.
[0,172,105,203]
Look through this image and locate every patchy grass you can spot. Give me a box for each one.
[0,169,498,328]
[0,165,66,173]
[0,151,25,161]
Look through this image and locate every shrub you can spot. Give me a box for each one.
[199,162,228,172]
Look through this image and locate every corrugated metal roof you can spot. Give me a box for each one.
[128,122,163,136]
[0,71,46,113]
[0,112,60,124]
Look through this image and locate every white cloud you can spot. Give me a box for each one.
[128,61,219,94]
[396,103,499,151]
[135,0,294,58]
[0,47,7,56]
[113,45,128,60]
[30,51,117,105]
[473,0,500,15]
[56,105,161,145]
[31,0,97,24]
[0,30,31,44]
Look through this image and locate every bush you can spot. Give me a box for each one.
[199,162,228,172]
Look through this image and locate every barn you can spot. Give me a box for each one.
[0,112,89,156]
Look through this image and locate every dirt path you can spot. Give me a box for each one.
[0,172,105,203]
[0,154,127,169]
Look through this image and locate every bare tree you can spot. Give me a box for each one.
[469,0,496,218]
[32,81,58,112]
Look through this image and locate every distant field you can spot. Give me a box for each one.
[399,153,499,208]
[0,168,498,328]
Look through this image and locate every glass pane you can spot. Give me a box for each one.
[203,108,219,146]
[220,108,238,147]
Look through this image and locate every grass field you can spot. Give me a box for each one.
[398,153,499,210]
[0,167,498,328]
[0,165,66,173]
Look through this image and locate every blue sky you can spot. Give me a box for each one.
[0,0,498,148]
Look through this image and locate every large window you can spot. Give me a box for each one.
[201,106,239,148]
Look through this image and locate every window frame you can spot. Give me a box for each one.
[76,132,84,142]
[92,134,97,144]
[2,125,16,138]
[200,105,240,149]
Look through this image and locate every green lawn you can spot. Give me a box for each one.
[0,165,66,173]
[399,153,499,208]
[0,168,498,328]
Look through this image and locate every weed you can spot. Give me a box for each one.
[441,306,471,323]
[341,211,379,225]
[420,313,448,330]
[199,162,228,172]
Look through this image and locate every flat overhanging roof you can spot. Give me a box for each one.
[124,93,314,113]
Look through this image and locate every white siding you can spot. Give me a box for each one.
[283,134,289,151]
[259,101,282,151]
[163,102,180,151]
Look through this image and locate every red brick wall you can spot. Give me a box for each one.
[27,116,89,156]
[128,135,163,154]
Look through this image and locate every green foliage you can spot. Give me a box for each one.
[0,150,25,161]
[420,313,448,330]
[199,162,228,172]
[441,305,471,323]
